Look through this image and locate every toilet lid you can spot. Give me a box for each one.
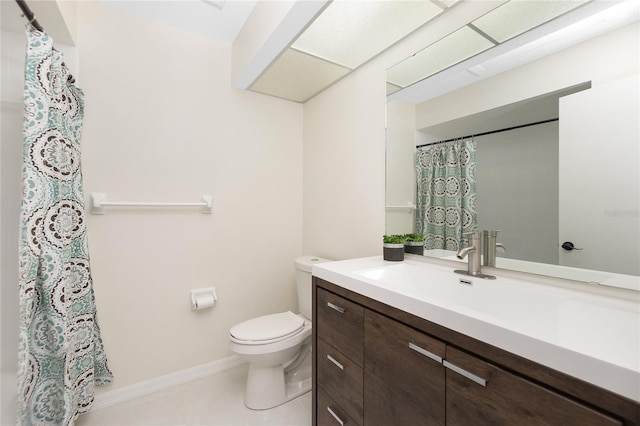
[230,311,305,343]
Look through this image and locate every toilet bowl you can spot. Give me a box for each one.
[229,256,331,410]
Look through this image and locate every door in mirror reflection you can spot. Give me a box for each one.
[559,75,639,276]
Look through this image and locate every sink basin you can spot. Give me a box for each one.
[352,261,638,356]
[354,262,562,325]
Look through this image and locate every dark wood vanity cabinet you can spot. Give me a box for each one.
[313,277,640,426]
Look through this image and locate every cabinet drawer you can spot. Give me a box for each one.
[444,346,622,426]
[317,338,363,425]
[317,386,360,426]
[317,287,364,366]
[364,310,446,426]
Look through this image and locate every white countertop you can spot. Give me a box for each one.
[313,256,640,402]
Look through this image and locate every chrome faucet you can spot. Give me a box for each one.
[454,231,496,280]
[482,230,506,267]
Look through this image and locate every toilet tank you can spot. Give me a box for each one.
[294,256,331,320]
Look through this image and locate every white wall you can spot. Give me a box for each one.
[302,64,386,260]
[75,2,303,391]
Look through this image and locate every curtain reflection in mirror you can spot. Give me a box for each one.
[415,140,477,251]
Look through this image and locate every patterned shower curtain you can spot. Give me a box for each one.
[17,28,113,425]
[415,139,478,251]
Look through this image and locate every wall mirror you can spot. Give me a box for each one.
[385,0,639,290]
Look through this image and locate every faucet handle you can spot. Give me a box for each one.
[463,231,482,246]
[483,230,505,253]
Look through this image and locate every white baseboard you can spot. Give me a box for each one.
[91,355,247,411]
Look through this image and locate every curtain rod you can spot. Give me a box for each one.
[416,118,559,148]
[15,0,44,32]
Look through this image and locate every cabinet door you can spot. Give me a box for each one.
[317,288,364,366]
[364,310,446,426]
[444,346,622,426]
[317,339,364,425]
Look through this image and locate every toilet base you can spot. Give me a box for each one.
[244,345,312,410]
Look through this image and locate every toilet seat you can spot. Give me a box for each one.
[230,311,305,345]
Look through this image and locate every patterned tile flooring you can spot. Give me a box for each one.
[75,365,312,426]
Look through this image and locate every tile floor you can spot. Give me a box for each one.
[75,365,312,426]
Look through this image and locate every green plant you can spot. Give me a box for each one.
[404,233,425,242]
[383,234,407,244]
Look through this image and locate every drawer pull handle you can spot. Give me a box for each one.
[408,342,443,363]
[327,301,346,314]
[326,354,344,370]
[443,360,487,387]
[327,406,345,426]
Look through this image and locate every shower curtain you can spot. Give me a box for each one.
[17,28,112,425]
[415,139,478,252]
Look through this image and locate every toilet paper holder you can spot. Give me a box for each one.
[190,287,217,311]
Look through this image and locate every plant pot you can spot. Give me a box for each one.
[404,241,424,255]
[383,243,405,261]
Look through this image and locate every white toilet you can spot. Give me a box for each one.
[229,255,331,410]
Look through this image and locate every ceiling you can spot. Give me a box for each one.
[98,0,468,102]
[389,0,639,105]
[100,0,256,43]
[4,0,637,106]
[107,0,638,105]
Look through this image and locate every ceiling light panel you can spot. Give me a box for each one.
[472,0,590,43]
[250,48,351,103]
[386,26,495,88]
[291,0,446,69]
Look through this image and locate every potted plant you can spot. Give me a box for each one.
[404,233,425,255]
[383,234,407,261]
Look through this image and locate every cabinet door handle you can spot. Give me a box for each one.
[326,354,344,370]
[327,301,346,314]
[408,342,443,363]
[443,360,487,387]
[327,406,345,426]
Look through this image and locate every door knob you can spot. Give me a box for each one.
[561,241,583,251]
